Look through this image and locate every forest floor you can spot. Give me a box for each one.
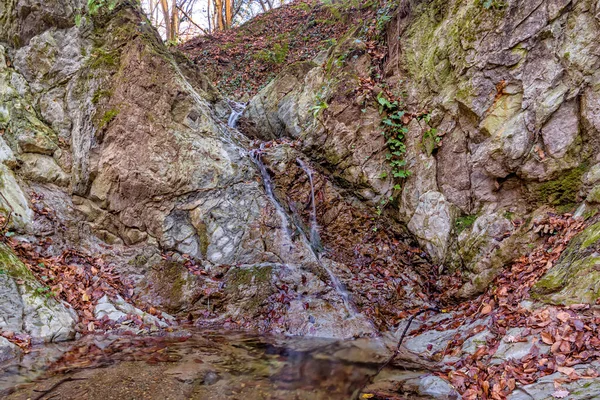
[178,0,367,100]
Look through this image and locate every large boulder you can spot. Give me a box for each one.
[0,243,77,343]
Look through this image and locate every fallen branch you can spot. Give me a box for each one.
[176,6,209,35]
[32,377,87,400]
[353,307,441,399]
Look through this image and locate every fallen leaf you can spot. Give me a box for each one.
[557,366,575,376]
[541,331,554,345]
[556,311,570,322]
[480,303,493,315]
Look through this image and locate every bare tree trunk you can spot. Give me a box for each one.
[159,0,172,39]
[213,0,224,30]
[207,0,212,32]
[257,0,268,12]
[224,0,232,28]
[170,0,179,40]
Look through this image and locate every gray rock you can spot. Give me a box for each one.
[18,153,69,186]
[493,328,549,364]
[417,375,460,400]
[95,295,170,328]
[508,365,600,399]
[0,336,21,363]
[0,243,76,343]
[408,191,457,264]
[541,101,579,158]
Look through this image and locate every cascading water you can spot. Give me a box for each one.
[296,158,322,252]
[227,100,246,128]
[249,145,294,250]
[227,103,357,318]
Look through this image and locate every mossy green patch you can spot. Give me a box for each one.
[226,266,273,311]
[97,108,119,129]
[91,89,113,104]
[530,165,586,209]
[87,47,120,70]
[533,221,600,304]
[455,214,477,234]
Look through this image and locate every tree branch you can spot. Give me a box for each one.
[176,4,209,34]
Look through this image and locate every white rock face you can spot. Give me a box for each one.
[0,243,77,343]
[94,295,172,328]
[408,191,456,264]
[21,290,78,342]
[0,336,20,362]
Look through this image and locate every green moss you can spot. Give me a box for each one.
[97,108,119,129]
[91,89,113,104]
[455,214,477,234]
[228,266,272,286]
[155,261,189,302]
[87,47,120,70]
[128,254,149,267]
[226,266,273,311]
[532,221,600,304]
[0,243,35,282]
[195,221,210,257]
[253,40,290,65]
[532,165,586,208]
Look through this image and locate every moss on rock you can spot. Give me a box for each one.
[532,220,600,305]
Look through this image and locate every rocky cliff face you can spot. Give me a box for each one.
[245,0,600,303]
[1,0,599,352]
[0,0,441,344]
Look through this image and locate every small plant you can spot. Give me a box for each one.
[87,0,118,15]
[254,41,289,65]
[455,215,478,234]
[377,91,410,181]
[419,114,441,156]
[34,286,55,299]
[310,100,328,118]
[310,88,329,118]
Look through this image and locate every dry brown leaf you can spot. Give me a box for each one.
[541,331,554,345]
[480,303,493,315]
[556,311,570,322]
[557,366,575,376]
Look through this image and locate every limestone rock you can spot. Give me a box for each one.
[407,191,457,264]
[0,336,21,363]
[94,295,171,328]
[0,164,33,230]
[540,101,579,158]
[18,153,69,186]
[0,243,76,342]
[493,327,550,364]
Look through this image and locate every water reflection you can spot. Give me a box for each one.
[1,329,389,399]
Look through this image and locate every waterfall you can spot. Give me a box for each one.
[227,102,357,318]
[227,101,246,128]
[250,145,294,249]
[296,158,322,253]
[250,146,357,318]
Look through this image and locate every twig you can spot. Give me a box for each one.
[176,5,209,35]
[352,307,441,399]
[32,377,87,400]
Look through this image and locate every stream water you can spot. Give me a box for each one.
[0,329,405,400]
